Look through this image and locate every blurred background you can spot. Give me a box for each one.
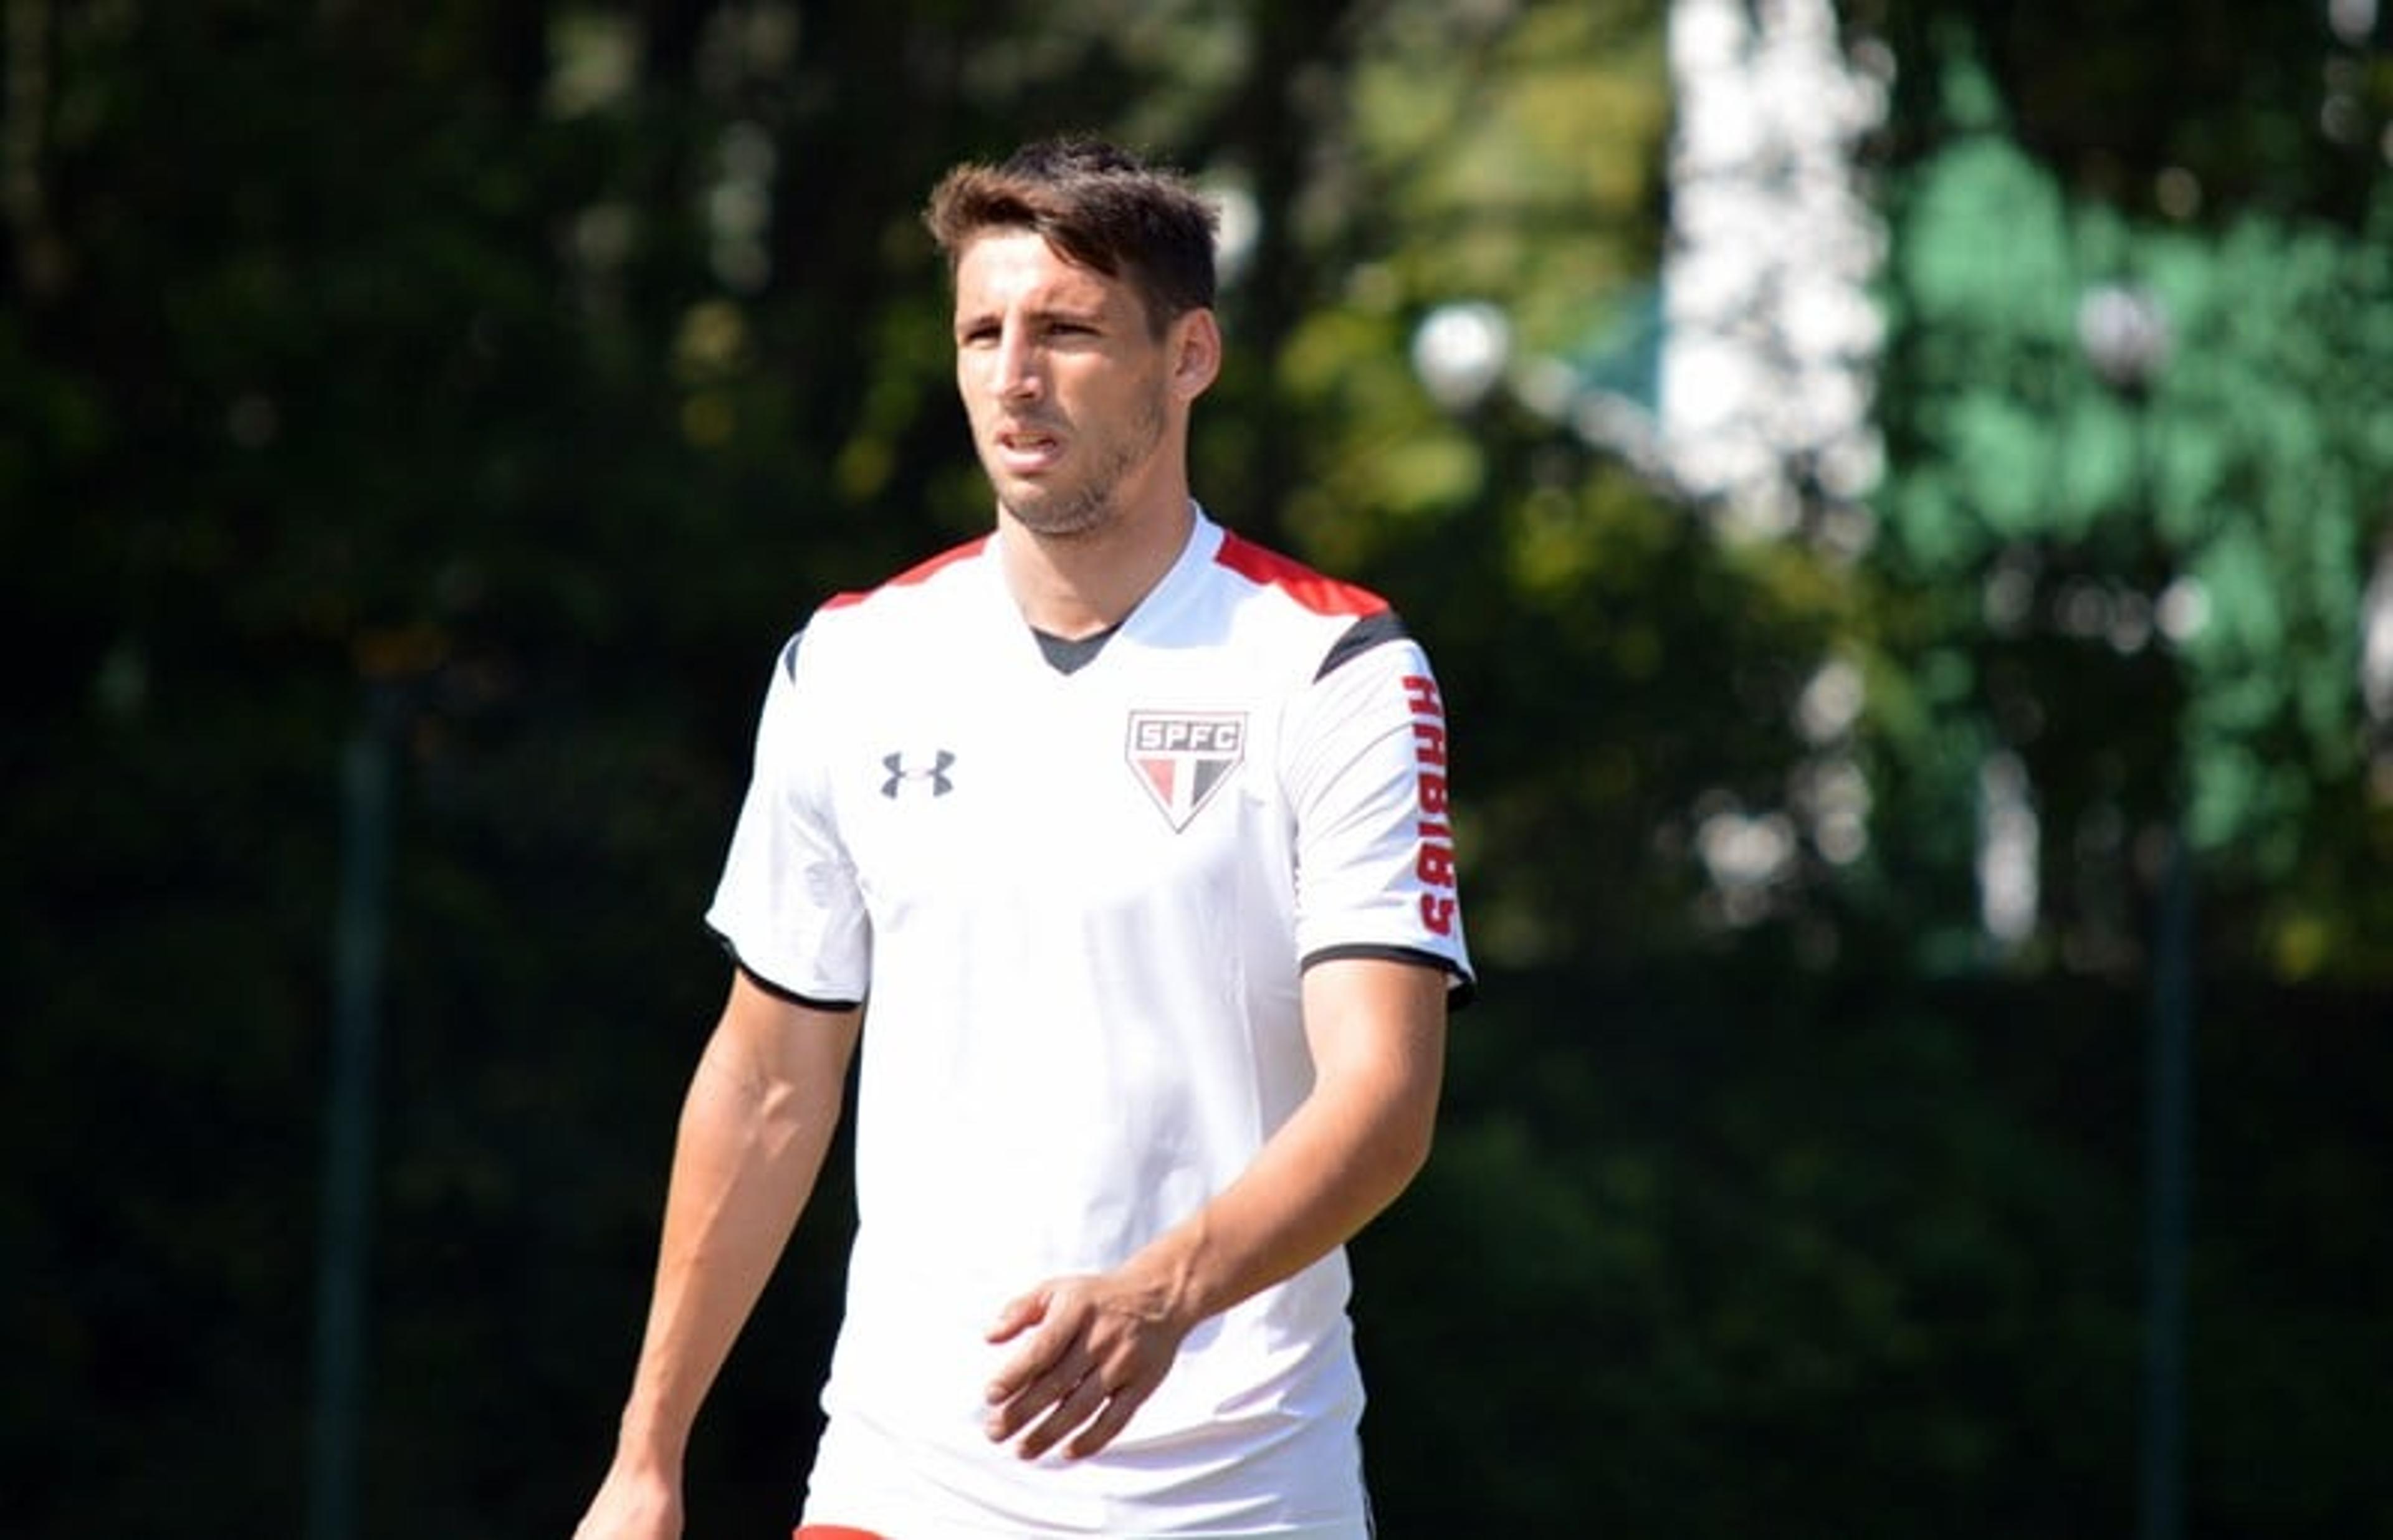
[3,1,2389,1535]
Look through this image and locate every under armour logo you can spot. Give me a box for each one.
[881,749,956,798]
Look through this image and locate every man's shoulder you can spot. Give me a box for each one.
[818,535,993,620]
[771,536,992,690]
[1191,530,1422,687]
[1205,530,1390,621]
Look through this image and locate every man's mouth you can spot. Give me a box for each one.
[993,426,1064,475]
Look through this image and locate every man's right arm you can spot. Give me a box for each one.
[573,970,862,1540]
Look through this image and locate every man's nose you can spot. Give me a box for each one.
[993,324,1042,400]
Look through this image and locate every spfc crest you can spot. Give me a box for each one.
[1125,710,1246,831]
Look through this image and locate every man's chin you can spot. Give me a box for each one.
[1000,488,1111,539]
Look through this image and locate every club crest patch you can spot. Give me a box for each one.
[1125,711,1246,831]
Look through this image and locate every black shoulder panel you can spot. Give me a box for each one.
[1314,609,1411,682]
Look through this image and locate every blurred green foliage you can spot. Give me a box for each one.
[1875,39,2393,977]
[2,2,2387,1536]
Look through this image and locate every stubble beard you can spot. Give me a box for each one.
[994,391,1168,541]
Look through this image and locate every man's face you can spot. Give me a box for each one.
[951,229,1183,539]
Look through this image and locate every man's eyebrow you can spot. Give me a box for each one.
[954,298,1111,334]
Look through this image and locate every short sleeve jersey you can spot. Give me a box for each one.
[706,509,1473,1538]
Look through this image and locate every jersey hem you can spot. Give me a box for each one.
[1299,943,1477,1009]
[712,933,865,1012]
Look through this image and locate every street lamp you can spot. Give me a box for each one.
[2080,277,2192,1540]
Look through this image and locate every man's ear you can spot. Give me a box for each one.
[1169,308,1223,400]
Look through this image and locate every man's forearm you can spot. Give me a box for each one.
[611,988,856,1466]
[1137,971,1443,1328]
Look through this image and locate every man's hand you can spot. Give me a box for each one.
[981,961,1447,1465]
[570,1458,682,1540]
[982,1269,1194,1461]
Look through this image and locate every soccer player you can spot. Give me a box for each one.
[572,137,1474,1540]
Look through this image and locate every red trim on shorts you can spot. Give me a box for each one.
[793,1526,887,1540]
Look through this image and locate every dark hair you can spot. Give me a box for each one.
[924,137,1218,335]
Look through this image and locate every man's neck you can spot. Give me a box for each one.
[997,493,1197,640]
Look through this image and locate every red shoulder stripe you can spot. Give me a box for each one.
[1212,531,1388,618]
[821,536,990,610]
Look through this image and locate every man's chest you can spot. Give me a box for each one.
[822,650,1291,913]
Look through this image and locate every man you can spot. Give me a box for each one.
[573,137,1472,1540]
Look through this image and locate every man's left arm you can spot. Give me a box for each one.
[980,954,1448,1460]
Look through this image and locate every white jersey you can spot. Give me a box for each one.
[706,509,1472,1538]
